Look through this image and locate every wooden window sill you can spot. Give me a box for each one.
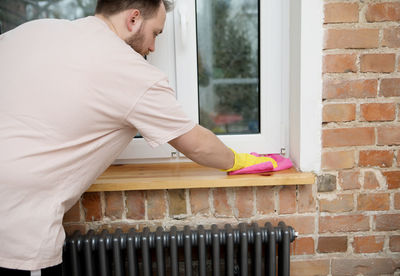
[87,162,315,192]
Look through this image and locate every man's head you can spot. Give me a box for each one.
[95,0,173,56]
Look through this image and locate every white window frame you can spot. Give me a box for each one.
[116,9,178,163]
[117,0,289,163]
[116,0,323,173]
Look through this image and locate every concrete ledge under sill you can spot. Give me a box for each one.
[86,162,315,192]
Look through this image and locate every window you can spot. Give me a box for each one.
[177,0,287,152]
[121,0,290,162]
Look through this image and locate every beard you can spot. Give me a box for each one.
[125,23,147,56]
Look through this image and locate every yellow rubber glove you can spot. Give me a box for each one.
[223,148,278,172]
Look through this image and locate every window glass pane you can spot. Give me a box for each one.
[196,0,259,135]
[0,0,96,33]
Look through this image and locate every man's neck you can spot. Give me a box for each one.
[95,14,121,39]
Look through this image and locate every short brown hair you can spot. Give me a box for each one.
[95,0,173,18]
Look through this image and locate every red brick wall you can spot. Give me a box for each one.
[318,1,400,275]
[63,1,400,275]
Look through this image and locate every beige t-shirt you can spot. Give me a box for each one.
[0,16,195,270]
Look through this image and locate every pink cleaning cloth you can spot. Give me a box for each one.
[228,153,293,175]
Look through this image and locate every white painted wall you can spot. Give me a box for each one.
[289,0,323,173]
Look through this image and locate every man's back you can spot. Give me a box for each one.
[0,17,144,183]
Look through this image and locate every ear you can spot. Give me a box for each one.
[125,9,142,32]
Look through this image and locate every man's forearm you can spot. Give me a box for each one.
[169,125,234,170]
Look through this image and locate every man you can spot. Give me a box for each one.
[0,0,272,274]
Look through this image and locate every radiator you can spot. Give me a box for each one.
[63,222,296,276]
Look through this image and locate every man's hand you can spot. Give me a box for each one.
[223,149,278,172]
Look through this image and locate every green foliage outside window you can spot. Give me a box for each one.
[212,1,255,79]
[198,0,259,134]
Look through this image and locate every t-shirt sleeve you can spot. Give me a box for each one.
[125,78,196,148]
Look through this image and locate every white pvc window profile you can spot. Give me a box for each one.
[116,0,290,163]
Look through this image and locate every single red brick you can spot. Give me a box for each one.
[377,126,400,146]
[353,236,384,253]
[359,150,394,168]
[375,214,400,231]
[291,259,330,276]
[298,184,315,213]
[259,216,315,235]
[361,103,396,122]
[256,186,275,214]
[105,192,124,220]
[63,201,81,223]
[383,27,400,48]
[168,189,187,217]
[364,171,380,189]
[332,258,400,275]
[323,128,375,148]
[319,214,369,233]
[366,2,400,22]
[380,78,400,97]
[339,170,361,190]
[126,191,145,220]
[323,54,357,73]
[147,190,166,220]
[360,53,396,73]
[357,193,390,211]
[389,235,400,252]
[322,150,355,170]
[286,216,315,235]
[291,237,315,255]
[324,2,359,23]
[323,79,377,99]
[318,236,347,253]
[383,171,400,189]
[279,186,296,214]
[213,188,233,217]
[190,188,210,215]
[324,29,379,49]
[319,194,354,213]
[322,103,356,122]
[235,187,254,218]
[82,192,102,221]
[395,193,400,210]
[398,150,400,167]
